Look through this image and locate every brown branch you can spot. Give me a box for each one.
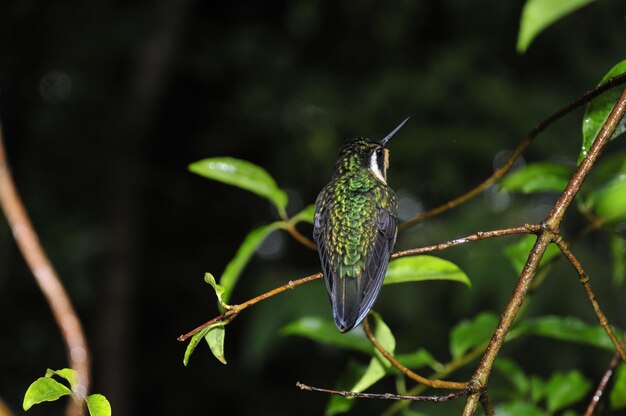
[584,334,626,416]
[400,72,626,232]
[462,87,626,415]
[555,238,626,362]
[282,221,317,250]
[0,126,90,416]
[177,272,323,342]
[296,382,469,402]
[479,391,495,416]
[363,316,467,390]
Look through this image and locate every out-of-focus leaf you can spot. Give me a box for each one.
[281,316,371,354]
[504,235,560,275]
[530,375,545,404]
[86,394,112,416]
[291,204,315,225]
[189,157,288,215]
[384,256,471,287]
[23,377,72,411]
[500,162,571,194]
[580,60,626,164]
[220,222,282,304]
[612,236,626,286]
[351,313,395,392]
[510,315,623,351]
[205,325,227,364]
[586,168,626,223]
[517,0,597,53]
[45,368,78,390]
[610,363,626,409]
[395,349,440,371]
[450,312,498,359]
[494,358,530,397]
[325,361,366,416]
[204,273,230,310]
[496,401,549,416]
[544,370,591,412]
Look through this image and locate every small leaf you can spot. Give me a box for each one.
[204,273,230,310]
[504,235,560,275]
[351,313,396,392]
[183,323,224,366]
[189,157,288,215]
[220,222,283,304]
[517,0,597,53]
[545,370,591,412]
[496,401,549,416]
[530,375,546,404]
[586,169,626,223]
[500,162,571,194]
[610,363,626,409]
[580,60,626,163]
[612,236,626,286]
[510,315,623,351]
[449,312,498,359]
[205,325,227,364]
[384,256,471,287]
[494,358,530,397]
[86,394,112,416]
[23,377,72,411]
[291,204,315,225]
[45,368,78,390]
[395,349,440,371]
[281,316,372,354]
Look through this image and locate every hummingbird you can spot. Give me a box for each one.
[313,118,409,332]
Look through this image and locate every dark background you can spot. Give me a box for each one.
[1,1,625,415]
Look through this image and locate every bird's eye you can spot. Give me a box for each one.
[375,148,383,158]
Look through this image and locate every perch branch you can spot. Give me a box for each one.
[462,87,626,415]
[584,334,626,416]
[400,72,626,232]
[0,125,90,416]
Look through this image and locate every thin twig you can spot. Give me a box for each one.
[462,87,626,415]
[282,221,317,250]
[363,316,467,390]
[479,390,495,416]
[177,272,323,341]
[0,125,90,416]
[296,382,469,402]
[555,238,626,362]
[400,72,626,232]
[584,334,626,416]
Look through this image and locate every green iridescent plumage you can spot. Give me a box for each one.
[313,119,407,332]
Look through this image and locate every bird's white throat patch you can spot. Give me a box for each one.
[370,151,386,184]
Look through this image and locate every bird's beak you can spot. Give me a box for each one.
[380,117,410,146]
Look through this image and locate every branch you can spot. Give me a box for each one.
[0,125,90,416]
[363,316,467,390]
[462,86,626,415]
[584,334,626,416]
[555,238,626,362]
[400,72,626,232]
[296,382,469,402]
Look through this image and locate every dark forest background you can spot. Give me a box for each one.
[1,1,625,415]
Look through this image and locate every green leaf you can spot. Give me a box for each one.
[504,235,560,275]
[325,361,366,415]
[517,0,597,53]
[291,204,315,225]
[500,162,571,194]
[384,256,471,287]
[189,157,288,215]
[204,273,230,310]
[86,394,112,416]
[220,222,283,304]
[183,322,226,366]
[45,368,78,390]
[544,370,591,412]
[351,313,395,392]
[610,363,626,409]
[510,315,623,351]
[612,236,626,286]
[449,312,498,359]
[281,316,372,354]
[205,325,227,364]
[23,377,72,411]
[395,349,440,372]
[580,60,626,164]
[496,401,549,416]
[494,358,530,397]
[530,375,546,404]
[585,166,626,223]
